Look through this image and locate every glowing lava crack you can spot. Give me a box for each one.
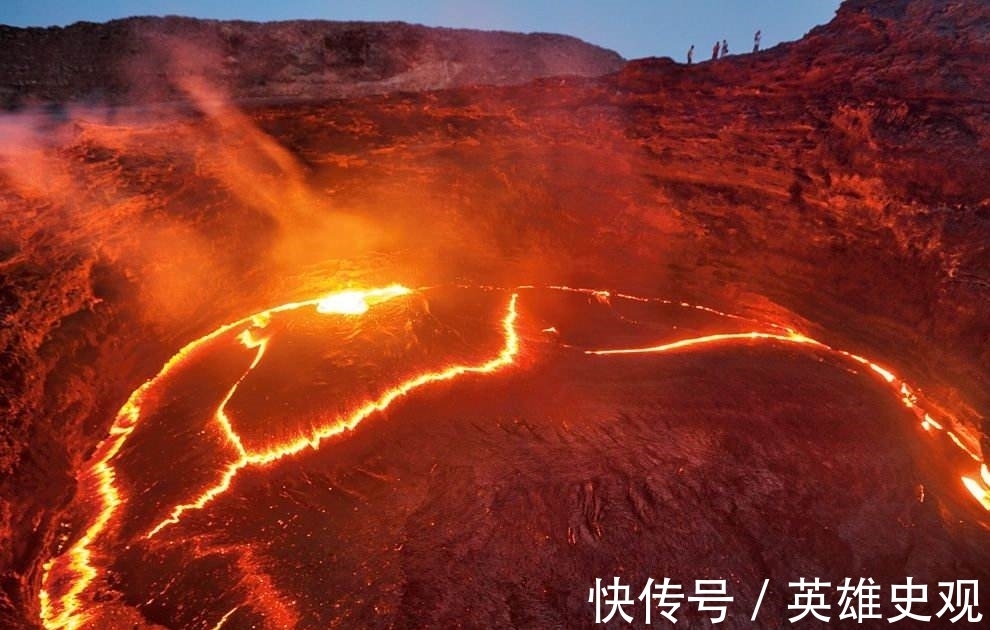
[40,285,424,630]
[38,284,988,630]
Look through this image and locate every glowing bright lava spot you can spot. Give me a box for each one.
[316,284,411,315]
[923,413,944,431]
[962,476,990,510]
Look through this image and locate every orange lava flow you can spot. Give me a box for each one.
[210,606,241,630]
[146,292,520,538]
[37,283,987,630]
[584,330,825,356]
[533,284,793,332]
[580,294,989,515]
[39,285,415,630]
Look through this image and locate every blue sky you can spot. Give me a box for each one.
[1,1,842,60]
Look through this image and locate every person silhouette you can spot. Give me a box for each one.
[687,44,694,64]
[720,39,728,58]
[711,41,720,61]
[753,30,762,53]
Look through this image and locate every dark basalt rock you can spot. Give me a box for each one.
[0,17,625,106]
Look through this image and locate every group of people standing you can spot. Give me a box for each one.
[686,30,761,64]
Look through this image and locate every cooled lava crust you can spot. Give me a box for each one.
[2,0,990,628]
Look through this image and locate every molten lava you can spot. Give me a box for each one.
[315,284,412,315]
[38,284,988,630]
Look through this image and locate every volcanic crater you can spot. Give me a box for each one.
[2,1,990,629]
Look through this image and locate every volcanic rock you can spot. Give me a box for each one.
[1,0,989,628]
[0,17,624,106]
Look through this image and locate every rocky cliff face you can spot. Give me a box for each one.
[0,16,625,106]
[2,1,990,628]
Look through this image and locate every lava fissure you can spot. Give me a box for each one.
[145,291,520,539]
[38,284,987,630]
[39,285,412,630]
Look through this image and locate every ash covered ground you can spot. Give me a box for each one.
[2,0,990,628]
